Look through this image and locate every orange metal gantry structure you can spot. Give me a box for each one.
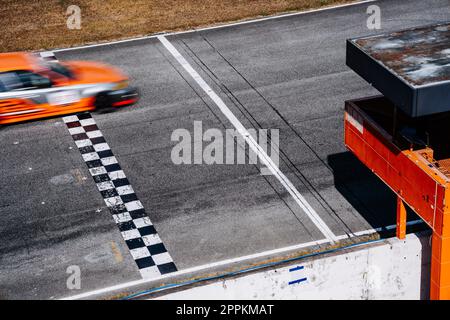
[344,96,450,300]
[345,23,450,300]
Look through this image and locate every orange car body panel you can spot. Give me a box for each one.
[62,61,127,85]
[0,97,96,124]
[0,52,36,73]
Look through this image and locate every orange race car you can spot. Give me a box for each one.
[0,52,139,125]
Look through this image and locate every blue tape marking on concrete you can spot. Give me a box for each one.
[289,265,304,272]
[288,278,307,285]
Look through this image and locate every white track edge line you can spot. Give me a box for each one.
[334,219,424,240]
[52,0,375,53]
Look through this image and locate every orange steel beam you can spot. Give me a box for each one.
[430,213,450,299]
[396,197,407,240]
[344,97,450,300]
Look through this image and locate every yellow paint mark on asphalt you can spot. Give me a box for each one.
[70,168,86,185]
[110,241,123,263]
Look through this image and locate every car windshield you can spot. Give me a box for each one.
[49,62,73,78]
[40,60,74,79]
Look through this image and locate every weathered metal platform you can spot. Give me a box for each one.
[347,22,450,117]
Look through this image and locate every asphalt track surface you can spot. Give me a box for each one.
[1,0,449,299]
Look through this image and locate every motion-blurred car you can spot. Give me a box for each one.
[0,52,138,124]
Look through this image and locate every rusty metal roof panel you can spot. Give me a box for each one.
[346,22,450,117]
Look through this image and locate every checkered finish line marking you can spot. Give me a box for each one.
[63,113,177,278]
[38,51,177,278]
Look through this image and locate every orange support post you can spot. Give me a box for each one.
[396,196,407,240]
[430,211,450,299]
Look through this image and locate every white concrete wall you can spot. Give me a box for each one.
[155,233,431,300]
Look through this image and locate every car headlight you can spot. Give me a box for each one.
[113,80,129,90]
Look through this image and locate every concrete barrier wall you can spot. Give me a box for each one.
[155,233,431,300]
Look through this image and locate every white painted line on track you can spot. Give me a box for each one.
[334,219,424,240]
[62,219,425,300]
[52,0,375,53]
[157,35,338,242]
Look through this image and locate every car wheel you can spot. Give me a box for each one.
[95,92,111,109]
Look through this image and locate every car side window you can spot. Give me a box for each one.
[0,71,53,92]
[0,72,23,92]
[16,71,53,90]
